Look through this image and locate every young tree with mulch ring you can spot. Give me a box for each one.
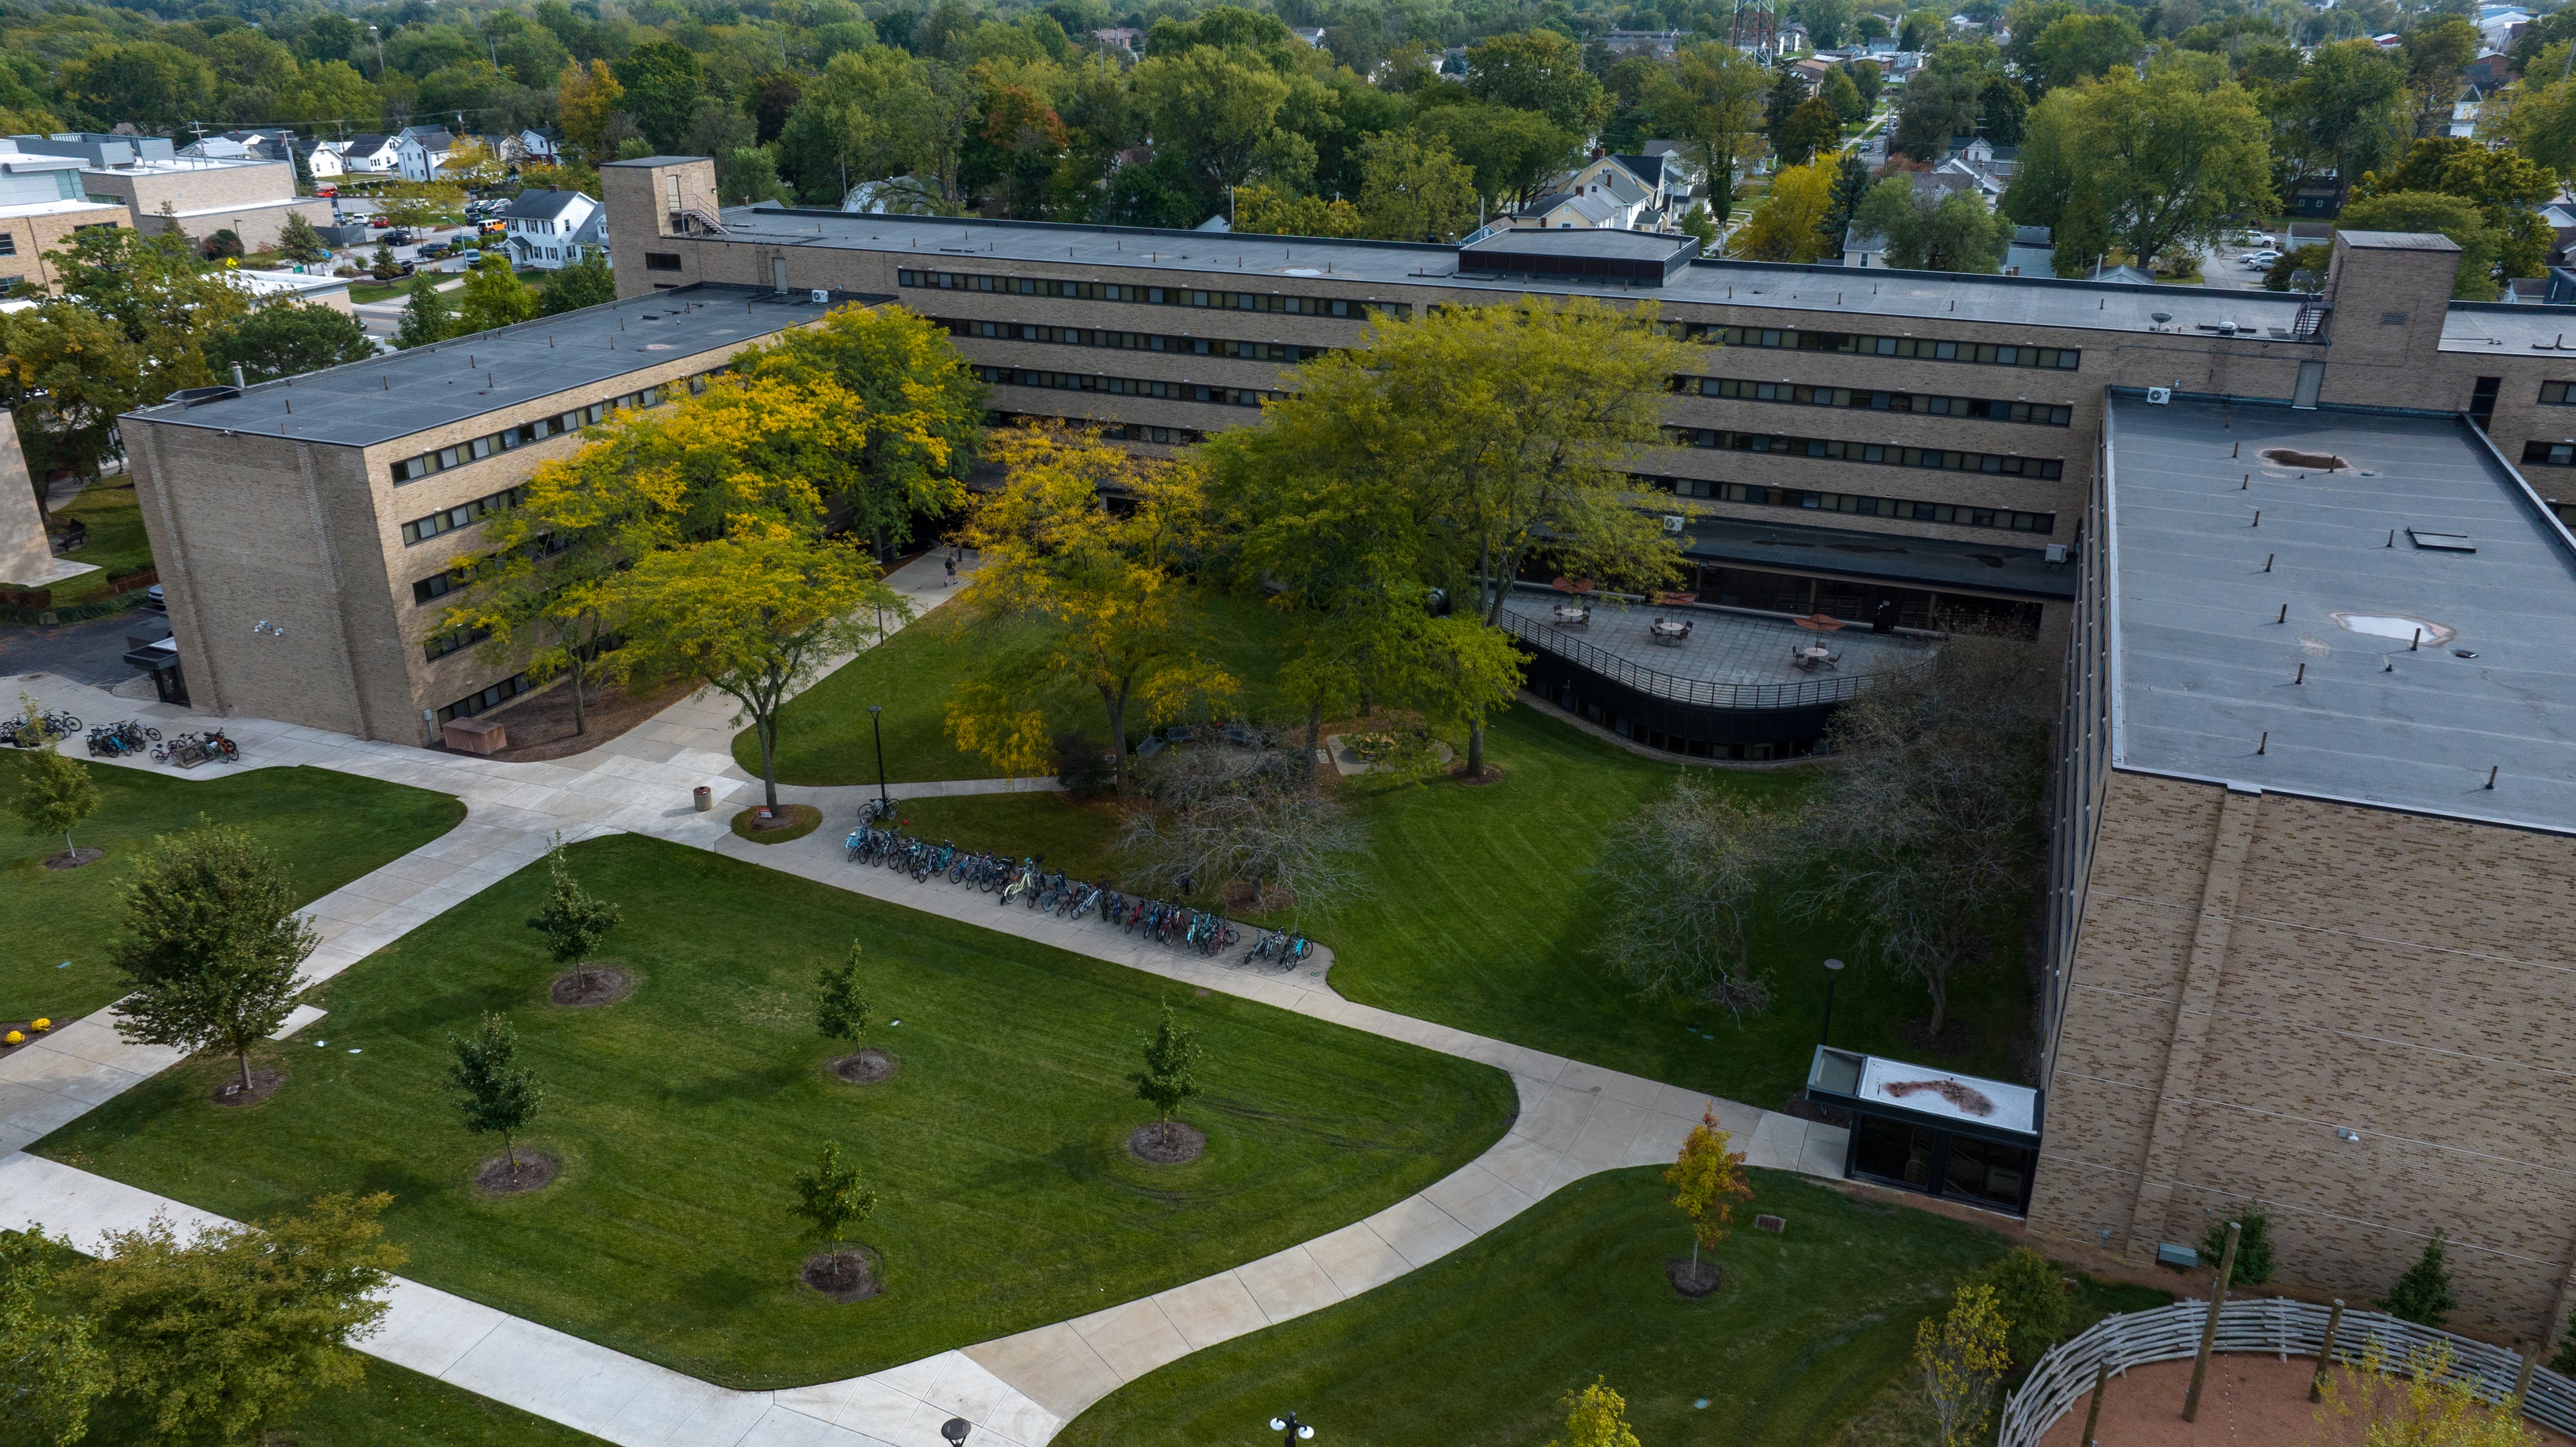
[110,820,319,1099]
[448,1013,544,1187]
[1662,1102,1752,1295]
[11,746,100,869]
[1544,1376,1643,1447]
[788,1140,880,1299]
[816,941,891,1083]
[527,836,621,1002]
[60,1192,405,1446]
[1128,1002,1206,1162]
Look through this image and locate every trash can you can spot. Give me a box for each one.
[692,786,712,812]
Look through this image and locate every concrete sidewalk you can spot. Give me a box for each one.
[0,544,1849,1446]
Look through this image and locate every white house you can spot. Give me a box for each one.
[396,127,458,182]
[1516,191,1630,229]
[335,134,401,176]
[500,188,604,269]
[512,129,564,165]
[303,140,346,181]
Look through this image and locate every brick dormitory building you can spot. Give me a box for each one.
[119,154,2576,1345]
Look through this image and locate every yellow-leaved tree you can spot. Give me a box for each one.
[556,59,627,161]
[1917,1281,2012,1447]
[446,371,880,737]
[1544,1377,1643,1447]
[1664,1102,1753,1279]
[949,421,1236,794]
[610,527,908,809]
[1735,153,1843,262]
[2314,1340,2543,1447]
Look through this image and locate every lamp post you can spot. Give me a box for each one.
[368,24,384,77]
[1269,1413,1316,1446]
[940,1419,971,1446]
[867,704,890,817]
[1819,958,1845,1049]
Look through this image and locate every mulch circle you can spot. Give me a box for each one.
[209,1069,288,1108]
[549,965,633,1008]
[42,847,104,871]
[1666,1256,1723,1298]
[1127,1122,1208,1165]
[801,1245,883,1303]
[1450,762,1507,787]
[473,1151,561,1196]
[731,804,824,844]
[828,1047,900,1084]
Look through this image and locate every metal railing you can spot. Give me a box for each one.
[1497,608,1922,711]
[2000,1298,2576,1447]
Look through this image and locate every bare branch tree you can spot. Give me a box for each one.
[1593,778,1788,1018]
[1117,741,1370,918]
[1788,631,2053,1036]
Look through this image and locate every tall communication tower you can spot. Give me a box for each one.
[1729,0,1779,56]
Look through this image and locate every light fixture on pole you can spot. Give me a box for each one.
[940,1419,972,1446]
[1269,1413,1316,1445]
[867,704,890,816]
[1819,957,1845,1049]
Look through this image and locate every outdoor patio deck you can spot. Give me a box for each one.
[1497,590,1931,709]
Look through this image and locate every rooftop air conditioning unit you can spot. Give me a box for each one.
[2146,386,2173,405]
[810,288,830,305]
[1662,514,1686,532]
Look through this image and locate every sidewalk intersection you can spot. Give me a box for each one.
[0,550,1850,1446]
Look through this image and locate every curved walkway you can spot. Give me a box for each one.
[0,551,1850,1446]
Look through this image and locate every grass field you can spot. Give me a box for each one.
[0,755,466,1024]
[857,703,2034,1110]
[1059,1167,2171,1447]
[36,833,1517,1389]
[44,480,156,604]
[739,592,1299,786]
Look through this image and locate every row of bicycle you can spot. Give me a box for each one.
[85,720,240,764]
[841,825,1313,967]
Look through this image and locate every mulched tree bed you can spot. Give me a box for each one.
[827,1048,900,1085]
[209,1069,288,1108]
[1666,1257,1723,1298]
[474,1150,560,1196]
[550,965,635,1008]
[0,1022,58,1061]
[1449,763,1507,788]
[1127,1122,1207,1165]
[731,804,822,844]
[42,847,105,871]
[802,1244,883,1303]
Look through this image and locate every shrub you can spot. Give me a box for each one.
[1979,1247,2071,1366]
[2378,1231,2458,1327]
[1053,732,1116,796]
[4,1031,21,1044]
[30,1018,48,1030]
[2202,1206,2275,1286]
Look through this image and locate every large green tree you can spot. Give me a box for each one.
[777,46,977,211]
[1854,178,2013,272]
[210,301,376,383]
[1355,131,1480,242]
[1466,29,1608,134]
[109,822,319,1095]
[1646,42,1770,223]
[1413,103,1580,211]
[2351,136,2558,283]
[2291,40,2410,207]
[2005,56,2274,275]
[2027,13,2144,92]
[0,1228,109,1446]
[2337,191,2500,299]
[612,38,706,152]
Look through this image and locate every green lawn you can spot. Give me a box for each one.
[1059,1167,2171,1447]
[46,479,156,604]
[867,705,2034,1110]
[739,593,1300,786]
[36,834,1517,1389]
[0,755,466,1024]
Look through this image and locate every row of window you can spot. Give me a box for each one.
[2536,382,2576,405]
[898,268,1412,319]
[388,374,714,484]
[990,411,1203,446]
[401,486,522,546]
[974,366,1281,407]
[437,671,532,724]
[941,317,1332,364]
[2521,441,2576,465]
[1667,427,2066,480]
[424,623,491,661]
[1675,324,2083,371]
[1680,377,2074,426]
[1652,474,2057,534]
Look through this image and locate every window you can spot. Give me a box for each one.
[435,671,533,723]
[413,566,474,604]
[2522,441,2576,466]
[1645,473,2055,533]
[400,486,522,545]
[1680,376,2073,425]
[988,410,1200,445]
[388,384,699,484]
[1665,427,2065,480]
[938,317,1334,364]
[2538,382,2576,405]
[898,268,1409,319]
[973,365,1281,407]
[0,234,17,258]
[423,623,491,660]
[645,252,683,271]
[1670,323,2082,371]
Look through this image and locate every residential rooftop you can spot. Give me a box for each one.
[2102,392,2576,833]
[123,283,828,449]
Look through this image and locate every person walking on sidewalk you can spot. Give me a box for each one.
[943,555,957,587]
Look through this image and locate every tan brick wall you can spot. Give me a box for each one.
[2032,768,2576,1343]
[0,205,126,294]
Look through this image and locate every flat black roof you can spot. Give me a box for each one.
[124,284,822,449]
[1460,227,1697,262]
[1684,515,2078,600]
[2103,392,2576,831]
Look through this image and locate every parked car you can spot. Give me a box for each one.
[381,229,415,246]
[2242,249,2282,268]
